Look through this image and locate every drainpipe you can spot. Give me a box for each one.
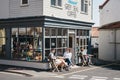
[114,29,117,61]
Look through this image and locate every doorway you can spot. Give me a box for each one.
[69,34,76,64]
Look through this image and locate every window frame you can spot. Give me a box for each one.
[51,0,62,8]
[21,0,29,6]
[81,0,88,14]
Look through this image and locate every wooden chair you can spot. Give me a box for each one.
[48,57,59,72]
[81,55,88,66]
[81,55,93,66]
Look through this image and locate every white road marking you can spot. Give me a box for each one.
[90,76,108,80]
[60,63,116,76]
[114,78,120,80]
[54,75,65,78]
[69,75,88,80]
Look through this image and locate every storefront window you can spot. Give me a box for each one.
[57,49,63,56]
[26,27,31,35]
[45,50,50,57]
[63,29,67,36]
[51,38,56,48]
[87,38,89,45]
[77,30,82,36]
[80,39,82,46]
[0,29,6,59]
[87,30,89,36]
[84,38,86,45]
[82,30,84,36]
[57,38,62,47]
[57,28,62,36]
[45,28,50,36]
[76,38,79,46]
[45,28,68,58]
[19,28,26,35]
[62,38,67,47]
[11,27,42,61]
[45,38,50,48]
[77,30,79,36]
[51,28,56,36]
[80,30,82,36]
[12,28,18,36]
[76,29,90,52]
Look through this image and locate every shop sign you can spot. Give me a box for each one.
[65,0,78,18]
[68,0,78,5]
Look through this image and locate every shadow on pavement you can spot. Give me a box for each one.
[92,58,120,71]
[0,65,47,72]
[0,64,50,76]
[102,64,120,71]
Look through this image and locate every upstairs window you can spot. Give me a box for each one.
[81,0,88,13]
[51,0,62,7]
[58,0,62,6]
[21,0,29,6]
[51,0,56,6]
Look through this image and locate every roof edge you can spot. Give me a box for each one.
[99,0,109,9]
[99,21,120,30]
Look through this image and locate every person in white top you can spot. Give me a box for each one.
[81,48,87,56]
[80,47,88,65]
[63,48,72,66]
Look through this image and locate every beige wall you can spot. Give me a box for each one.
[100,0,120,26]
[116,29,120,60]
[99,30,115,61]
[99,29,120,61]
[43,0,93,22]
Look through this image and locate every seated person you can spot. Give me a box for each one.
[63,48,72,66]
[48,49,68,70]
[80,47,88,66]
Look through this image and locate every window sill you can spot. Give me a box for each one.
[80,11,88,15]
[20,4,29,7]
[51,5,63,10]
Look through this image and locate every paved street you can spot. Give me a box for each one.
[0,63,120,80]
[50,63,120,80]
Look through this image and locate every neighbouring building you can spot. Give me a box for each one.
[0,0,94,69]
[99,0,120,61]
[99,0,120,25]
[91,27,99,48]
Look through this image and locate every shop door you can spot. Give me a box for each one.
[69,34,76,64]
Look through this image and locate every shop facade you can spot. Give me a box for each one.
[0,16,93,68]
[0,0,93,69]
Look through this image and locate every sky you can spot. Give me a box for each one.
[93,0,105,26]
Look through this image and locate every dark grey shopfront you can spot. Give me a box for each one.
[0,16,93,65]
